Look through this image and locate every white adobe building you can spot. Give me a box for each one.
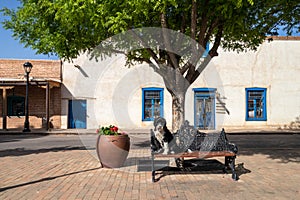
[61,36,300,131]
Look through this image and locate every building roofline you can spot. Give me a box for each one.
[266,36,300,41]
[0,58,60,62]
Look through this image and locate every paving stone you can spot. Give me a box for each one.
[1,134,300,199]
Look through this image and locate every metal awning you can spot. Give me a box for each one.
[0,78,61,87]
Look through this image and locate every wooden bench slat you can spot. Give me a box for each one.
[153,151,236,158]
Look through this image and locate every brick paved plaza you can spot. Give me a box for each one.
[0,133,299,200]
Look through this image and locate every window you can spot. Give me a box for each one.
[142,88,164,121]
[7,96,25,117]
[246,88,267,121]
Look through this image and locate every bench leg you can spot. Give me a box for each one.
[151,152,156,182]
[224,157,229,174]
[175,158,184,169]
[225,156,238,181]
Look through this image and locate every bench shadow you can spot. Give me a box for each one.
[139,159,251,182]
[131,141,150,149]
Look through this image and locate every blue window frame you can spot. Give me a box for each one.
[246,88,267,121]
[7,96,25,117]
[142,88,164,121]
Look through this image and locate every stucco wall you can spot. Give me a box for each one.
[62,38,300,130]
[62,54,173,129]
[212,39,300,129]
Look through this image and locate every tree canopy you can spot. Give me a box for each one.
[2,0,299,60]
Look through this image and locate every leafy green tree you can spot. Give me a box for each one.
[2,0,299,130]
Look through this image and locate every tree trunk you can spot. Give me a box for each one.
[170,90,187,132]
[160,67,190,133]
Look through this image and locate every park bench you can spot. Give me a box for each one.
[150,119,238,182]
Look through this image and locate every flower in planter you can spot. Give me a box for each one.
[96,125,127,136]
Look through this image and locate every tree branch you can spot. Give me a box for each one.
[209,23,224,57]
[204,18,219,46]
[180,13,186,33]
[198,0,209,47]
[191,0,197,40]
[160,12,179,69]
[188,23,224,83]
[128,29,160,65]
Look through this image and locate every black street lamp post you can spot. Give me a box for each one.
[23,62,33,132]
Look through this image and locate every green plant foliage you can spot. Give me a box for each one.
[1,0,298,61]
[97,125,119,135]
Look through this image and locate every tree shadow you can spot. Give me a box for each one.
[279,115,300,130]
[0,134,48,143]
[227,134,300,163]
[0,146,92,157]
[238,148,300,163]
[0,167,100,192]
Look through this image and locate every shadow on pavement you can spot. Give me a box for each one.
[131,140,150,149]
[0,134,48,143]
[238,149,300,163]
[0,146,94,157]
[228,134,300,163]
[0,167,100,192]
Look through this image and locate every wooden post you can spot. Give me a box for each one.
[2,88,7,130]
[46,82,50,130]
[1,86,14,130]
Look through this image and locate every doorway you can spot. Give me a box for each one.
[68,100,87,129]
[194,88,216,129]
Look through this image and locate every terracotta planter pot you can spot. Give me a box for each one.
[96,134,130,168]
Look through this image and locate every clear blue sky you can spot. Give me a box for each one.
[0,0,299,60]
[0,0,59,60]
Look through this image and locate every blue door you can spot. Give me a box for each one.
[194,89,215,130]
[68,100,87,129]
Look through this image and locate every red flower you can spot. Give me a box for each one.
[112,126,118,132]
[110,126,118,133]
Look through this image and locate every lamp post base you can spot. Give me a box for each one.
[23,122,31,132]
[23,128,31,132]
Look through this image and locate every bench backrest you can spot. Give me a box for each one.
[174,122,238,153]
[151,118,238,154]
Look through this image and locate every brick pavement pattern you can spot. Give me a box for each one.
[1,137,300,199]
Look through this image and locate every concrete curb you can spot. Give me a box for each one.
[0,128,299,135]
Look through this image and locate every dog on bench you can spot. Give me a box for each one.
[151,117,174,154]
